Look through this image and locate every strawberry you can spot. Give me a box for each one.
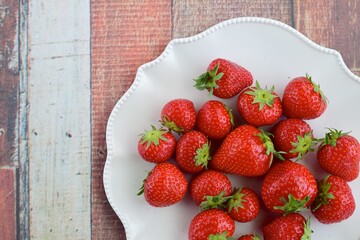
[210,125,282,177]
[138,125,176,163]
[272,119,316,160]
[176,130,211,173]
[282,74,328,119]
[138,162,187,207]
[261,160,318,214]
[188,209,235,240]
[189,170,232,208]
[311,175,356,224]
[226,187,260,223]
[238,234,261,240]
[262,213,312,240]
[194,58,253,99]
[317,128,360,181]
[196,100,234,139]
[160,98,197,133]
[237,81,282,126]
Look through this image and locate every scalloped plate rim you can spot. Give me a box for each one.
[103,16,360,239]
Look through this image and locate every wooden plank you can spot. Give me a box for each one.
[0,168,17,240]
[172,0,293,38]
[27,0,91,239]
[91,1,171,239]
[0,0,19,167]
[294,0,360,76]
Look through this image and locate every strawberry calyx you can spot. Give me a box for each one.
[226,188,247,212]
[199,191,231,211]
[194,61,224,96]
[273,194,310,214]
[312,175,335,211]
[301,218,313,240]
[256,129,285,162]
[194,142,211,168]
[224,104,235,127]
[320,128,349,147]
[140,125,169,149]
[290,131,316,161]
[161,115,184,134]
[208,231,234,240]
[251,236,261,240]
[306,73,328,104]
[137,171,151,196]
[245,81,279,110]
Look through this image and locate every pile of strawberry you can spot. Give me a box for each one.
[136,58,360,240]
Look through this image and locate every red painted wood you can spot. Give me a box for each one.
[0,0,19,167]
[91,1,171,239]
[294,0,360,76]
[0,168,16,240]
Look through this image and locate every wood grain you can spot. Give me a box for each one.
[294,0,360,76]
[27,0,91,239]
[0,168,16,240]
[172,0,293,38]
[0,0,19,167]
[91,1,171,239]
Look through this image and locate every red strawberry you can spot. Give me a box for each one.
[238,234,261,240]
[161,98,197,133]
[210,125,282,177]
[311,175,356,224]
[317,128,360,181]
[272,119,316,160]
[188,209,235,240]
[282,74,328,119]
[261,160,318,214]
[262,213,312,240]
[237,81,282,126]
[137,125,176,163]
[176,130,211,173]
[194,58,253,99]
[138,162,187,207]
[226,187,260,223]
[196,100,234,139]
[190,170,232,208]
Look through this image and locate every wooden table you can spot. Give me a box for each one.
[0,0,359,239]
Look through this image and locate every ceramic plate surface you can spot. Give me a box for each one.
[104,17,360,239]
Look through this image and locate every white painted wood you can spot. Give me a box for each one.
[27,0,91,239]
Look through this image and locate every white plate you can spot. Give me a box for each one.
[104,17,360,239]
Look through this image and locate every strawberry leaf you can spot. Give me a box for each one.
[226,188,247,212]
[194,142,211,168]
[194,61,223,96]
[245,80,279,111]
[273,194,310,214]
[256,129,285,162]
[209,231,234,240]
[301,217,313,240]
[290,131,317,161]
[140,125,169,149]
[160,115,184,134]
[199,191,231,211]
[312,175,335,211]
[319,128,350,147]
[306,73,328,105]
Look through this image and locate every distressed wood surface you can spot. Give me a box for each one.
[91,1,172,239]
[0,0,19,167]
[294,0,360,76]
[0,0,19,239]
[0,168,16,240]
[0,0,359,239]
[26,0,91,239]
